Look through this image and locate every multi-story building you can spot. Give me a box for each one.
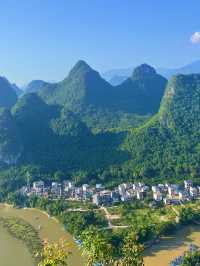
[33,181,44,196]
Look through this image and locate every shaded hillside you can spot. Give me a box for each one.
[115,64,167,114]
[10,93,130,175]
[0,108,22,165]
[24,80,51,94]
[0,77,17,108]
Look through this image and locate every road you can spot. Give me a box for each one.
[100,206,129,229]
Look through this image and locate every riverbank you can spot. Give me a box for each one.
[0,216,41,265]
[0,217,42,264]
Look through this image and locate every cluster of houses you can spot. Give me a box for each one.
[20,179,200,207]
[93,180,200,206]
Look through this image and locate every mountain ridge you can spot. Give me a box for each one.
[103,60,200,85]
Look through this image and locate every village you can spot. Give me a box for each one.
[19,179,200,207]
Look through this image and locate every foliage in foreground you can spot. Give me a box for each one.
[181,249,200,266]
[37,239,71,266]
[81,226,144,266]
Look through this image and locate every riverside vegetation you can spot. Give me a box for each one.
[0,217,41,263]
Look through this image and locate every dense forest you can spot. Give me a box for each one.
[0,61,199,188]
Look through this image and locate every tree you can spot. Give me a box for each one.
[37,239,71,266]
[117,232,144,266]
[81,227,113,266]
[181,249,200,266]
[179,207,195,225]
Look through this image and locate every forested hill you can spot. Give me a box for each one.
[36,61,167,130]
[123,74,200,181]
[4,93,128,176]
[24,80,51,94]
[115,64,167,114]
[0,77,17,108]
[0,68,199,184]
[37,60,167,114]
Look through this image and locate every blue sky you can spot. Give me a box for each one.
[0,0,200,85]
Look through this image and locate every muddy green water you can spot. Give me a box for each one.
[144,225,200,266]
[0,204,83,266]
[0,224,34,266]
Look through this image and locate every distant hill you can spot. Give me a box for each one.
[37,61,166,130]
[0,77,17,108]
[102,67,133,83]
[157,60,200,79]
[115,64,167,114]
[103,60,200,85]
[24,80,50,94]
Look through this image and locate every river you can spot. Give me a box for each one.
[144,225,200,266]
[1,204,200,266]
[0,204,84,266]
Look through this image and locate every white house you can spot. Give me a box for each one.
[184,180,193,190]
[33,181,44,195]
[153,191,163,201]
[189,187,198,198]
[82,184,90,192]
[152,186,159,193]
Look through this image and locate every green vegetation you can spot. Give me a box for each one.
[81,227,144,266]
[0,67,199,193]
[3,192,200,265]
[2,72,199,185]
[0,217,41,261]
[116,64,167,114]
[38,240,71,266]
[61,210,108,237]
[38,61,165,130]
[81,227,114,265]
[179,207,200,225]
[181,249,200,266]
[0,108,22,166]
[6,195,108,237]
[122,74,200,181]
[1,62,200,265]
[24,80,50,94]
